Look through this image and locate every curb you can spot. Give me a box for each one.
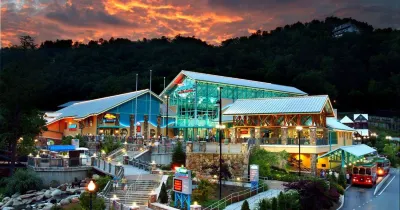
[336,195,345,210]
[374,174,391,195]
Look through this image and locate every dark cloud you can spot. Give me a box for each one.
[45,4,136,27]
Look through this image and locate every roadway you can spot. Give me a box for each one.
[342,168,400,210]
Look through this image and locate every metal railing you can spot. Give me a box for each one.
[27,156,90,168]
[203,182,269,210]
[128,159,152,171]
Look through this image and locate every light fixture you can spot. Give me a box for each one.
[131,202,138,207]
[296,126,303,131]
[152,160,156,164]
[194,201,198,205]
[36,154,40,158]
[88,180,96,192]
[115,130,119,134]
[28,153,33,157]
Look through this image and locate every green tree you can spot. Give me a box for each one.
[241,200,250,210]
[158,183,168,203]
[338,171,347,188]
[249,147,289,177]
[79,191,106,210]
[271,197,278,210]
[192,179,215,202]
[277,191,286,210]
[3,169,43,195]
[172,141,186,166]
[258,199,268,210]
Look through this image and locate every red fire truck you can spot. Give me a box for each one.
[352,162,377,187]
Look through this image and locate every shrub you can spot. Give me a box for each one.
[172,141,186,166]
[338,171,346,188]
[79,191,105,210]
[170,189,175,201]
[258,199,268,210]
[249,148,289,177]
[192,179,215,202]
[51,204,63,210]
[160,164,171,170]
[158,183,168,203]
[241,200,250,210]
[93,176,111,192]
[330,182,345,195]
[4,169,42,195]
[271,197,278,210]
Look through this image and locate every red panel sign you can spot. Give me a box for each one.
[136,126,141,132]
[173,179,182,192]
[240,130,248,134]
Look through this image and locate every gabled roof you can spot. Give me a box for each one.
[223,95,335,116]
[58,101,84,108]
[340,116,354,124]
[327,117,355,131]
[160,70,307,96]
[354,114,368,121]
[47,89,162,125]
[318,144,376,159]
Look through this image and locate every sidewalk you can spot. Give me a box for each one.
[224,189,281,210]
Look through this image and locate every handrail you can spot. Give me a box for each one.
[203,182,269,210]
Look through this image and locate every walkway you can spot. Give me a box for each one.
[224,189,281,210]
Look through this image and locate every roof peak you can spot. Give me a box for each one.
[234,95,328,101]
[74,89,149,105]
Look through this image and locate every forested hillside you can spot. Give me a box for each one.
[1,17,399,114]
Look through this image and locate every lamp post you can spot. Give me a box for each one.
[296,126,303,177]
[88,180,96,210]
[217,86,223,199]
[164,95,169,139]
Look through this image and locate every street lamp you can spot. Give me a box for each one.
[296,126,303,177]
[88,180,96,210]
[216,86,223,199]
[164,95,169,138]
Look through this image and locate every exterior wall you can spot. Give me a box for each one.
[29,167,90,186]
[81,116,97,135]
[260,145,336,154]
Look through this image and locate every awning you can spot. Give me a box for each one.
[48,145,76,152]
[318,144,376,159]
[327,117,355,131]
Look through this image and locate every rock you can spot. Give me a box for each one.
[35,191,44,196]
[60,199,70,205]
[34,195,44,202]
[19,194,36,199]
[11,193,20,198]
[44,190,52,199]
[38,203,45,208]
[22,198,34,205]
[26,190,36,194]
[42,203,54,210]
[71,197,79,203]
[57,184,67,191]
[50,189,62,197]
[12,199,23,207]
[0,202,3,207]
[2,207,15,210]
[4,199,13,207]
[2,197,10,202]
[50,198,57,204]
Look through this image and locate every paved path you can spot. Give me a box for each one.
[224,189,281,210]
[342,168,399,210]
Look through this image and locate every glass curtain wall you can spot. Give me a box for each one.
[167,77,296,140]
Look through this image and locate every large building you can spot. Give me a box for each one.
[41,89,174,142]
[160,70,306,140]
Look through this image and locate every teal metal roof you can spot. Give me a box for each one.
[223,95,333,115]
[318,144,376,159]
[47,89,161,124]
[327,117,355,131]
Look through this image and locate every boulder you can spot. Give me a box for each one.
[57,184,67,191]
[2,197,10,202]
[60,199,70,206]
[3,199,13,207]
[34,194,44,202]
[19,194,36,199]
[71,197,79,203]
[2,207,15,210]
[44,190,52,199]
[0,202,3,207]
[35,191,44,196]
[12,199,23,207]
[51,189,62,197]
[22,198,34,205]
[26,190,36,194]
[42,203,54,210]
[11,193,20,198]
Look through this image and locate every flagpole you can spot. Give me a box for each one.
[135,74,138,139]
[149,70,152,140]
[163,77,166,129]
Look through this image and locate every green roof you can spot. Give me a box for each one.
[354,162,375,167]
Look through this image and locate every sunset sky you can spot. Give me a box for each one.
[1,0,399,47]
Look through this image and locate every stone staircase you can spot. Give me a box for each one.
[103,180,159,209]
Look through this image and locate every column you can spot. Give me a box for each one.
[199,141,206,152]
[241,143,248,154]
[148,192,157,208]
[310,154,317,176]
[129,114,135,138]
[157,116,161,137]
[281,127,288,145]
[255,127,261,146]
[230,128,236,144]
[115,114,120,126]
[144,115,149,140]
[310,127,317,145]
[186,141,193,153]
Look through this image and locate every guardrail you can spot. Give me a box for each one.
[27,156,90,168]
[129,158,152,171]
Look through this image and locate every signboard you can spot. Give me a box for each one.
[136,125,141,133]
[173,179,183,192]
[71,139,79,149]
[68,124,77,131]
[104,113,117,123]
[250,165,259,190]
[240,129,248,134]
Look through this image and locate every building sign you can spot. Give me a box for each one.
[136,126,141,133]
[177,89,194,94]
[71,139,79,149]
[68,124,77,131]
[104,113,117,123]
[240,129,248,134]
[173,179,183,192]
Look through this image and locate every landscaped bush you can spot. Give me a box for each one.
[79,191,105,210]
[330,182,345,195]
[101,135,122,154]
[93,175,111,192]
[241,200,250,210]
[172,141,186,166]
[192,179,215,203]
[160,164,171,170]
[158,183,168,203]
[249,148,289,177]
[258,190,300,210]
[3,169,43,196]
[338,171,347,189]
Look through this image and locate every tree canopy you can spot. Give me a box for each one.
[1,17,400,115]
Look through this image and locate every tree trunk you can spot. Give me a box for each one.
[9,139,17,176]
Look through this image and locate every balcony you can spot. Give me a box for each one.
[260,137,335,154]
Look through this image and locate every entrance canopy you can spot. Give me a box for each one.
[48,145,76,152]
[318,144,376,159]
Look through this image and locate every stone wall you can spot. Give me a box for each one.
[29,166,90,187]
[186,153,248,177]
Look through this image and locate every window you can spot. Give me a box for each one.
[359,168,366,175]
[353,167,359,174]
[366,168,371,175]
[377,163,383,167]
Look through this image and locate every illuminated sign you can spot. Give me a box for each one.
[104,114,116,123]
[173,179,182,192]
[69,124,77,131]
[177,89,194,94]
[240,129,248,134]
